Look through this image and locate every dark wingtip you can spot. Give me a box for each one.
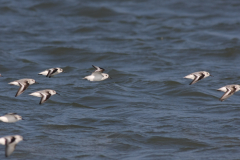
[189,80,196,85]
[92,65,97,69]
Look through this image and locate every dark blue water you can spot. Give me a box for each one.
[0,0,240,159]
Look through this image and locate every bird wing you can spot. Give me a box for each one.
[51,68,58,75]
[92,65,105,73]
[219,87,235,101]
[39,92,51,104]
[5,113,17,115]
[92,71,104,79]
[92,65,98,70]
[189,73,205,85]
[5,143,16,157]
[15,81,29,97]
[46,68,58,77]
[5,137,16,157]
[4,115,18,122]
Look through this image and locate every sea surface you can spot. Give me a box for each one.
[0,0,240,159]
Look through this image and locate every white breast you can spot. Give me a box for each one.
[8,81,20,86]
[29,92,42,97]
[184,74,195,79]
[217,87,227,92]
[38,70,49,75]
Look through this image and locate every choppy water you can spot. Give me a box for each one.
[0,0,240,159]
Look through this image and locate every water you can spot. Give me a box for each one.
[0,0,240,159]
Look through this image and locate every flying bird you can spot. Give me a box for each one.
[0,135,23,157]
[217,84,240,101]
[9,78,36,97]
[0,113,23,123]
[83,65,110,81]
[29,89,59,104]
[38,68,63,78]
[184,71,212,85]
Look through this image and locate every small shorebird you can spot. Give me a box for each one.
[217,84,240,101]
[184,71,212,85]
[83,65,110,81]
[9,78,36,97]
[0,113,23,123]
[29,89,59,104]
[38,68,63,78]
[0,135,23,157]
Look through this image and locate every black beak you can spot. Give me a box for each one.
[56,93,60,95]
[210,75,214,77]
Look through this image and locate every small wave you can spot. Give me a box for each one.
[42,124,94,130]
[147,136,209,147]
[63,6,120,18]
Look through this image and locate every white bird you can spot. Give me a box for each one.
[184,71,212,85]
[38,68,63,78]
[29,89,59,104]
[9,79,36,97]
[0,135,23,157]
[0,113,23,123]
[83,65,111,81]
[217,84,240,101]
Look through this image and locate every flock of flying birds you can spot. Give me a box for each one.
[0,65,110,157]
[0,67,237,157]
[184,71,240,101]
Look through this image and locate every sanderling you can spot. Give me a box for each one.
[0,113,23,123]
[29,89,59,104]
[38,67,63,78]
[184,71,212,85]
[0,135,23,157]
[217,84,240,101]
[9,79,36,97]
[83,65,111,81]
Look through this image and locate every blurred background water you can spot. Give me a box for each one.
[0,0,240,159]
